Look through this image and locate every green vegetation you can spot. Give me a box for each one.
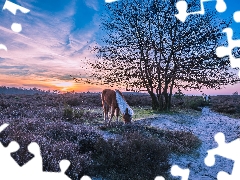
[63,104,74,120]
[132,106,159,120]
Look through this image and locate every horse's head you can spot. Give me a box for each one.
[122,108,132,123]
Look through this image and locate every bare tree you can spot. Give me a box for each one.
[78,0,240,111]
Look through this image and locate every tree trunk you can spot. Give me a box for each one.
[157,93,164,111]
[163,92,168,111]
[167,79,175,111]
[148,91,159,110]
[167,94,172,110]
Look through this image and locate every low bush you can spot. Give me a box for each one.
[174,89,185,100]
[99,123,201,154]
[73,108,85,119]
[65,97,81,106]
[186,98,209,111]
[91,132,170,180]
[210,95,240,118]
[63,104,74,120]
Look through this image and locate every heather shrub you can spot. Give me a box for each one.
[63,104,74,120]
[46,127,79,143]
[0,100,10,109]
[91,132,170,180]
[236,104,240,113]
[73,108,85,119]
[44,122,102,154]
[163,130,201,153]
[0,119,103,180]
[40,141,92,179]
[210,95,240,117]
[174,89,185,100]
[43,107,62,121]
[0,92,207,180]
[187,98,209,111]
[65,97,81,106]
[100,123,201,154]
[0,128,38,165]
[188,100,202,111]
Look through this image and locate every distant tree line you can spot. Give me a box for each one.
[0,86,52,95]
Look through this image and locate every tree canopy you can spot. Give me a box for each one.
[80,0,240,110]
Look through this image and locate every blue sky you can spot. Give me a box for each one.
[0,0,240,94]
[0,0,108,92]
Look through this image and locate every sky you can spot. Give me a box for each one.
[0,0,240,95]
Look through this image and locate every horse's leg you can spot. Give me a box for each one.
[103,102,109,124]
[102,103,105,122]
[116,107,120,122]
[109,105,115,124]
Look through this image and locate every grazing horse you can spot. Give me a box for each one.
[101,89,134,124]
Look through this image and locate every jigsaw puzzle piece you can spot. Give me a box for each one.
[175,1,188,22]
[205,132,240,180]
[40,160,71,180]
[18,142,71,180]
[171,165,190,180]
[216,28,240,69]
[2,0,30,15]
[216,45,229,58]
[205,132,240,165]
[175,0,227,22]
[20,142,43,177]
[0,140,23,179]
[0,124,20,177]
[0,124,73,179]
[2,0,30,33]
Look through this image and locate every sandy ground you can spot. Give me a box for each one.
[149,107,240,180]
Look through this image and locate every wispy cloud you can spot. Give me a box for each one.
[84,0,100,11]
[0,0,103,91]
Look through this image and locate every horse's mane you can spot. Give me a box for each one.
[115,90,134,116]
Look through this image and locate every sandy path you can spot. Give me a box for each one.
[149,107,240,180]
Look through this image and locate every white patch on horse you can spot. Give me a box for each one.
[115,90,134,116]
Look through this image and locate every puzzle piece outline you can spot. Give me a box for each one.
[2,0,30,33]
[175,0,227,22]
[216,27,240,76]
[204,132,240,180]
[0,123,73,180]
[0,0,30,51]
[171,164,190,180]
[3,0,30,15]
[175,0,240,77]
